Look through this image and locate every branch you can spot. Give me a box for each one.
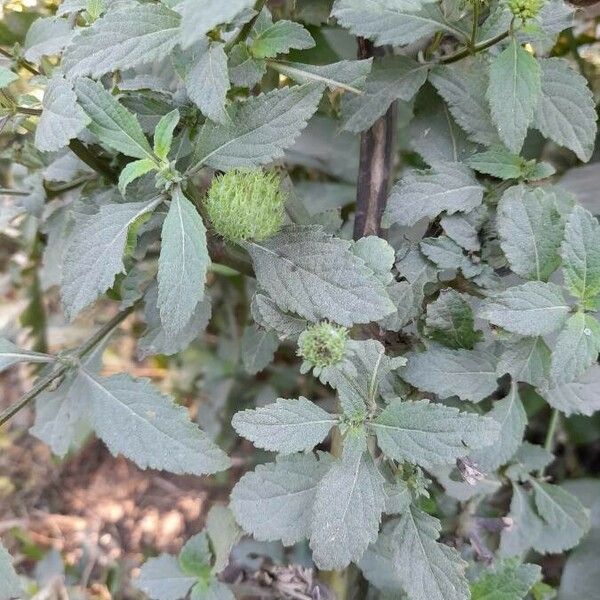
[353,39,396,239]
[438,29,511,65]
[0,307,134,428]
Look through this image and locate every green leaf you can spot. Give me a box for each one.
[251,293,308,340]
[402,345,498,402]
[341,55,427,133]
[310,431,385,570]
[0,542,21,600]
[250,19,314,58]
[179,532,212,579]
[470,559,541,600]
[549,312,600,384]
[0,338,53,372]
[531,480,590,552]
[61,198,159,320]
[75,78,154,160]
[205,505,241,574]
[383,161,483,227]
[175,0,254,48]
[231,453,332,546]
[497,185,563,281]
[440,206,487,252]
[487,38,541,153]
[153,109,179,160]
[332,0,460,47]
[268,59,372,93]
[118,159,156,196]
[80,369,230,475]
[371,399,499,470]
[497,336,550,387]
[533,58,597,162]
[429,59,501,147]
[467,146,528,180]
[540,364,600,417]
[424,288,481,350]
[420,236,481,278]
[479,282,570,336]
[561,205,600,310]
[0,65,18,88]
[191,581,235,600]
[391,505,470,600]
[157,189,209,337]
[500,484,545,557]
[246,226,394,327]
[240,324,279,375]
[63,3,181,78]
[192,84,323,171]
[35,74,90,152]
[24,15,73,63]
[470,383,527,471]
[232,397,337,454]
[360,521,406,593]
[136,555,196,600]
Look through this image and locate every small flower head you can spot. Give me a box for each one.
[507,0,544,20]
[297,322,349,369]
[205,169,286,243]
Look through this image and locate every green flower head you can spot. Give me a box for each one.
[205,169,286,243]
[507,0,544,20]
[297,322,349,369]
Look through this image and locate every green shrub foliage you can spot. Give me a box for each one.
[0,0,598,599]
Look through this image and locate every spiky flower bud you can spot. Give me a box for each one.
[507,0,544,20]
[297,322,349,369]
[205,169,286,243]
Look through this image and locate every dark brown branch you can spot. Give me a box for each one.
[353,39,396,240]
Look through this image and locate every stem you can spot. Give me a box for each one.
[439,29,510,65]
[0,47,40,76]
[0,307,133,428]
[15,106,42,116]
[0,188,29,196]
[470,2,480,50]
[353,39,396,239]
[539,409,560,478]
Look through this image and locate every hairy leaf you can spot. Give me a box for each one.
[497,336,550,387]
[0,338,52,372]
[136,555,196,600]
[205,505,241,574]
[470,559,541,600]
[0,542,20,600]
[250,19,314,58]
[540,364,600,417]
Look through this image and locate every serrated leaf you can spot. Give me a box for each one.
[310,432,385,570]
[500,484,545,557]
[75,78,154,160]
[268,59,372,93]
[540,364,600,417]
[401,345,498,402]
[157,189,209,337]
[228,42,266,88]
[206,505,241,574]
[371,399,499,470]
[497,185,563,281]
[488,38,541,153]
[424,288,481,349]
[0,542,21,600]
[440,206,487,252]
[533,58,597,162]
[561,205,600,310]
[63,4,181,78]
[467,146,527,180]
[153,109,179,160]
[251,293,308,340]
[231,453,331,546]
[391,505,469,600]
[232,397,337,454]
[61,198,159,319]
[0,66,18,88]
[332,0,460,47]
[531,481,590,553]
[479,282,570,336]
[192,84,322,171]
[24,15,73,63]
[175,0,254,48]
[420,236,481,278]
[429,60,501,147]
[240,324,279,375]
[470,559,541,600]
[179,532,212,578]
[383,162,483,227]
[35,74,90,152]
[352,236,395,285]
[246,226,394,327]
[136,555,196,600]
[549,312,600,384]
[470,384,526,472]
[0,338,53,372]
[80,369,230,475]
[341,55,427,133]
[497,336,550,387]
[118,158,156,196]
[250,19,314,58]
[184,42,230,124]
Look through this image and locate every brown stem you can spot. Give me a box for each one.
[353,39,396,240]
